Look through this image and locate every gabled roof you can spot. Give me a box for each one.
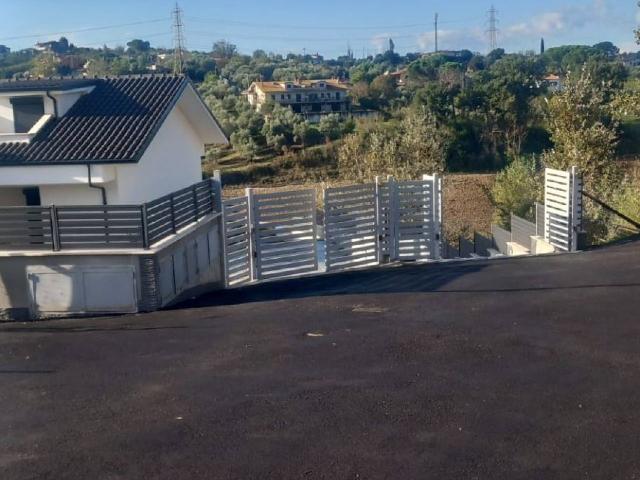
[249,79,351,94]
[0,75,227,166]
[0,78,94,93]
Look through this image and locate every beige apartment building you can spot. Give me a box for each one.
[244,79,351,122]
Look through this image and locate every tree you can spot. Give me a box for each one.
[261,104,302,153]
[231,128,260,162]
[397,108,447,177]
[318,114,342,142]
[31,53,58,76]
[593,41,619,58]
[542,68,621,197]
[369,74,398,107]
[491,156,542,227]
[293,121,323,147]
[212,40,237,59]
[126,39,151,53]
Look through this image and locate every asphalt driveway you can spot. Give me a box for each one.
[2,240,640,479]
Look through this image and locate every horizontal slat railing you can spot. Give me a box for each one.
[0,177,221,252]
[56,205,144,249]
[0,206,54,250]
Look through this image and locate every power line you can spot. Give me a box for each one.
[172,3,186,74]
[185,16,432,31]
[188,30,423,43]
[0,19,169,42]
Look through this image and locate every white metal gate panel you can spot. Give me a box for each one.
[222,197,252,286]
[324,183,379,272]
[394,176,441,261]
[251,189,318,280]
[544,167,581,252]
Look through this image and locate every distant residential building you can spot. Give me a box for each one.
[543,74,563,93]
[385,68,408,87]
[619,52,640,68]
[244,79,351,122]
[35,37,71,55]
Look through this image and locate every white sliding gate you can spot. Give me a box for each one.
[324,175,442,272]
[393,175,442,261]
[544,167,582,252]
[250,189,318,280]
[222,197,252,286]
[324,183,380,272]
[222,176,443,285]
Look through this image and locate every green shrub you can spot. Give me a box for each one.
[491,156,542,228]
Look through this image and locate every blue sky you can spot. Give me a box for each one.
[1,0,638,57]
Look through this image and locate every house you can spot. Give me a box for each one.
[0,74,229,321]
[0,74,227,207]
[244,79,351,122]
[385,68,408,87]
[542,74,563,93]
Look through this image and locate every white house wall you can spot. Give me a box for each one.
[0,97,13,133]
[0,187,25,206]
[110,105,204,204]
[40,184,105,206]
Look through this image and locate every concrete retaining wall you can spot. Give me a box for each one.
[0,214,224,321]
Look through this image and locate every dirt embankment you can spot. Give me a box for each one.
[223,174,497,240]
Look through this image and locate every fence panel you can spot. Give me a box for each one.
[395,178,439,261]
[0,207,54,250]
[252,189,318,280]
[222,196,252,286]
[324,183,379,272]
[544,168,573,252]
[56,205,144,249]
[491,224,511,255]
[376,179,395,260]
[145,178,218,246]
[511,214,536,250]
[474,232,493,257]
[535,203,545,237]
[459,236,475,258]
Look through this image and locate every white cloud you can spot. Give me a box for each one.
[416,28,485,52]
[502,0,610,40]
[370,33,395,53]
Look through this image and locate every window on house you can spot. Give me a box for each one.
[11,96,44,133]
[336,92,341,100]
[281,94,285,100]
[271,94,276,100]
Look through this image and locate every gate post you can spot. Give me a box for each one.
[246,187,259,282]
[387,175,399,262]
[570,166,583,252]
[374,176,383,264]
[212,170,223,213]
[425,173,443,260]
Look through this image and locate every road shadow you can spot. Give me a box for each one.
[175,261,490,309]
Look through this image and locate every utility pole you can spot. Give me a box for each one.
[487,5,498,52]
[434,13,439,53]
[172,3,185,74]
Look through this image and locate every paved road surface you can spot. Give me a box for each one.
[2,240,640,479]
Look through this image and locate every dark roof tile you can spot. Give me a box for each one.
[0,75,189,166]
